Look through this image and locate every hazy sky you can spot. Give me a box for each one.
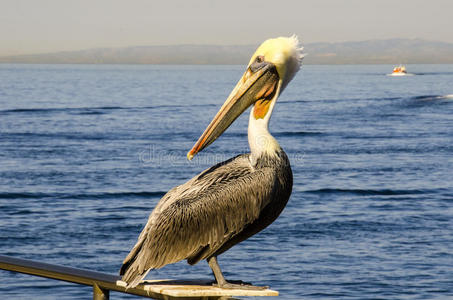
[1,0,453,56]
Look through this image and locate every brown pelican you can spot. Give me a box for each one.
[120,36,303,289]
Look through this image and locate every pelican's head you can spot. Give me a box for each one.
[188,35,303,160]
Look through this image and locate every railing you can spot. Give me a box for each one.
[0,254,161,299]
[0,254,278,299]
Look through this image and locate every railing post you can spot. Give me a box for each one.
[93,283,109,300]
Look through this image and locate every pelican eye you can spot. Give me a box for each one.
[249,55,268,73]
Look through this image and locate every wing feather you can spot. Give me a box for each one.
[120,154,277,287]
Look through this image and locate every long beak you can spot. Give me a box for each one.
[187,62,279,160]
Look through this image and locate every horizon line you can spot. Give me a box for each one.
[2,37,453,58]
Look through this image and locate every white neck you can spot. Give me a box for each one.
[248,99,280,164]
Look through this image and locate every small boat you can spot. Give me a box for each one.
[388,65,412,76]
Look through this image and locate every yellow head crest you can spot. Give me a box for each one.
[249,35,304,91]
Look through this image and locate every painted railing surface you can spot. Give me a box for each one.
[0,254,163,299]
[0,254,278,300]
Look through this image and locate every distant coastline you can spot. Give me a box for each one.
[1,38,453,65]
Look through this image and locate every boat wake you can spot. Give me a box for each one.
[386,73,414,77]
[413,94,453,101]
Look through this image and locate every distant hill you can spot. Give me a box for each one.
[305,39,453,64]
[1,39,453,64]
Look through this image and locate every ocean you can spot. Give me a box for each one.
[0,64,452,299]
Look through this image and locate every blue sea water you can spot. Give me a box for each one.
[0,63,452,299]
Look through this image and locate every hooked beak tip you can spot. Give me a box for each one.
[187,151,195,161]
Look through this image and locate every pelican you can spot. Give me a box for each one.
[120,36,303,289]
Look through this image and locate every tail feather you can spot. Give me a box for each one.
[121,266,150,288]
[120,238,147,288]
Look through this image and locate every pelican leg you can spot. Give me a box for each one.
[208,256,227,286]
[207,256,268,290]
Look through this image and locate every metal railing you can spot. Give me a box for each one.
[0,254,223,299]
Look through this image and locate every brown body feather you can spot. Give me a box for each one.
[120,150,292,287]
